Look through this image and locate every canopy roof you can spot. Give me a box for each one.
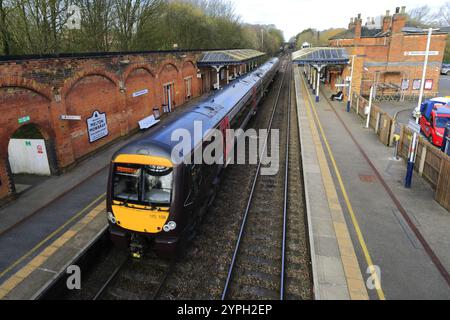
[292,47,349,66]
[197,49,266,66]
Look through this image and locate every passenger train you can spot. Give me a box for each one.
[106,57,280,257]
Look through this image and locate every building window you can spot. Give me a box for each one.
[184,77,192,100]
[401,79,409,90]
[425,79,433,90]
[413,79,421,90]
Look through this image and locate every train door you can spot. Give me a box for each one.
[220,116,232,166]
[252,87,258,114]
[163,83,174,112]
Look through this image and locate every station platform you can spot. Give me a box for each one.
[0,96,206,300]
[294,66,450,300]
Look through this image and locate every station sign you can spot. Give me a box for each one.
[87,110,108,143]
[335,84,350,88]
[132,89,149,98]
[60,115,81,121]
[408,119,421,134]
[18,116,30,124]
[404,51,439,56]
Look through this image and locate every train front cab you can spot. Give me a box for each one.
[107,154,185,258]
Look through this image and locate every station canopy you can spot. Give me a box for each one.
[197,49,266,66]
[292,47,349,65]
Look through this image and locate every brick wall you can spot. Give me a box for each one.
[0,51,204,200]
[329,12,448,99]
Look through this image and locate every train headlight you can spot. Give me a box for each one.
[163,221,177,232]
[107,212,117,225]
[168,221,177,230]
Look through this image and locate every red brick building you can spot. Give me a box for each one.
[0,49,264,201]
[327,7,448,100]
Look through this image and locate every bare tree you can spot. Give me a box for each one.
[113,0,161,51]
[0,0,13,54]
[438,2,450,26]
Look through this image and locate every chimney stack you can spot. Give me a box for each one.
[382,10,391,33]
[354,14,362,39]
[392,6,407,33]
[348,17,355,30]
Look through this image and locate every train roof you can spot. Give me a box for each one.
[113,57,279,164]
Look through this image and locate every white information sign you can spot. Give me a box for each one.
[87,111,108,143]
[404,51,439,56]
[139,115,160,130]
[133,89,149,98]
[60,115,81,121]
[408,119,421,134]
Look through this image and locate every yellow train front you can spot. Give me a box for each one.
[106,58,280,258]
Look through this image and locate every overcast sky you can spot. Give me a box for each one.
[231,0,445,41]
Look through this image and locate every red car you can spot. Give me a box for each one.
[420,99,450,147]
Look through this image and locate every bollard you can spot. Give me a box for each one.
[393,134,400,160]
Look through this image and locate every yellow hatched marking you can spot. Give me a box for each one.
[0,195,106,299]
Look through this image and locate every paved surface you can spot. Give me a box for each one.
[439,75,450,97]
[294,67,369,300]
[377,75,450,130]
[0,202,107,299]
[307,76,450,299]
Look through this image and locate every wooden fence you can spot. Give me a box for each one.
[399,126,450,211]
[351,94,396,147]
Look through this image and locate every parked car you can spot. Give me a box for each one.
[441,63,450,75]
[419,97,450,147]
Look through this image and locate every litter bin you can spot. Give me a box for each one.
[153,107,161,120]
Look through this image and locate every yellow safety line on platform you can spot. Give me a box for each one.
[299,70,386,300]
[0,193,106,298]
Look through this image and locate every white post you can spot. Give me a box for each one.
[226,67,229,84]
[406,27,433,188]
[366,85,374,128]
[312,68,316,91]
[347,55,355,112]
[316,66,321,102]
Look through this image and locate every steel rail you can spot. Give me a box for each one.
[280,63,292,300]
[221,56,289,300]
[92,256,128,300]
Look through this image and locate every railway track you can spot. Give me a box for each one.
[92,256,175,300]
[221,60,309,300]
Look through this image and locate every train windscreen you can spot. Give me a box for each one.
[113,164,173,207]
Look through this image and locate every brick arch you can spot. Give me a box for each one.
[123,64,156,82]
[62,68,119,98]
[156,62,180,77]
[2,122,58,184]
[0,76,52,101]
[182,60,197,75]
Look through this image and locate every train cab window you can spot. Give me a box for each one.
[142,166,173,207]
[113,166,141,203]
[113,164,173,207]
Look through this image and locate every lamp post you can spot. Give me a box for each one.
[363,67,376,128]
[405,27,434,188]
[347,55,355,112]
